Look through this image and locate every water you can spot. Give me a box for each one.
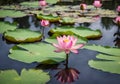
[0,1,120,84]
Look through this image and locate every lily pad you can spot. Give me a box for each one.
[46,0,58,4]
[87,9,117,17]
[0,69,50,84]
[37,14,60,22]
[20,1,39,8]
[88,54,120,74]
[0,5,27,10]
[9,42,65,64]
[0,10,27,18]
[59,17,75,24]
[0,21,17,33]
[84,44,120,56]
[4,29,42,43]
[50,26,102,39]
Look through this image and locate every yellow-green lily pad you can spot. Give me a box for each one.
[50,26,102,39]
[0,10,26,18]
[0,69,50,84]
[37,13,60,22]
[0,21,17,33]
[4,29,42,43]
[9,43,65,64]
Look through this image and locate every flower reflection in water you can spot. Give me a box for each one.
[55,67,80,84]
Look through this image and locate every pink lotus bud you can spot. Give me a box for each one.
[116,6,120,13]
[40,20,49,27]
[113,16,120,26]
[93,0,102,8]
[80,3,87,10]
[39,0,46,7]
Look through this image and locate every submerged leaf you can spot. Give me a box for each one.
[9,42,65,64]
[0,69,50,84]
[0,21,17,33]
[4,29,42,43]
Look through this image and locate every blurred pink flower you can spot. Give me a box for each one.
[52,35,84,54]
[40,20,49,27]
[39,0,47,7]
[116,6,120,13]
[80,3,87,10]
[113,16,120,26]
[55,68,80,83]
[93,0,102,8]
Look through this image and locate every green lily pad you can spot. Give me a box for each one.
[43,5,69,13]
[0,5,27,10]
[88,54,120,74]
[46,0,58,4]
[0,10,26,18]
[37,14,60,22]
[0,21,17,33]
[84,44,120,56]
[20,0,58,8]
[87,9,117,17]
[4,29,42,43]
[50,26,102,39]
[20,1,39,8]
[59,17,75,24]
[0,69,50,84]
[9,42,65,64]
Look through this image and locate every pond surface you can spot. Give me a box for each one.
[0,0,120,84]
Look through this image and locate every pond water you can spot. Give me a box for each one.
[0,0,120,84]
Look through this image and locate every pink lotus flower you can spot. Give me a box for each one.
[80,3,87,10]
[52,35,84,54]
[93,0,102,8]
[40,19,49,27]
[117,6,120,13]
[113,16,120,26]
[39,0,47,7]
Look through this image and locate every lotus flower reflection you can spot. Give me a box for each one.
[52,35,84,54]
[55,68,80,84]
[93,0,102,9]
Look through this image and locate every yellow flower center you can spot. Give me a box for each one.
[63,39,69,43]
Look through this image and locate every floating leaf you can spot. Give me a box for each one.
[0,5,27,10]
[46,0,58,4]
[87,9,117,17]
[0,21,17,33]
[0,10,26,18]
[9,43,65,64]
[59,17,75,24]
[0,69,50,84]
[84,44,120,56]
[37,14,60,22]
[50,26,102,39]
[88,54,120,74]
[4,29,42,43]
[20,1,39,8]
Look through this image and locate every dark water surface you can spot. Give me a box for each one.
[0,1,120,84]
